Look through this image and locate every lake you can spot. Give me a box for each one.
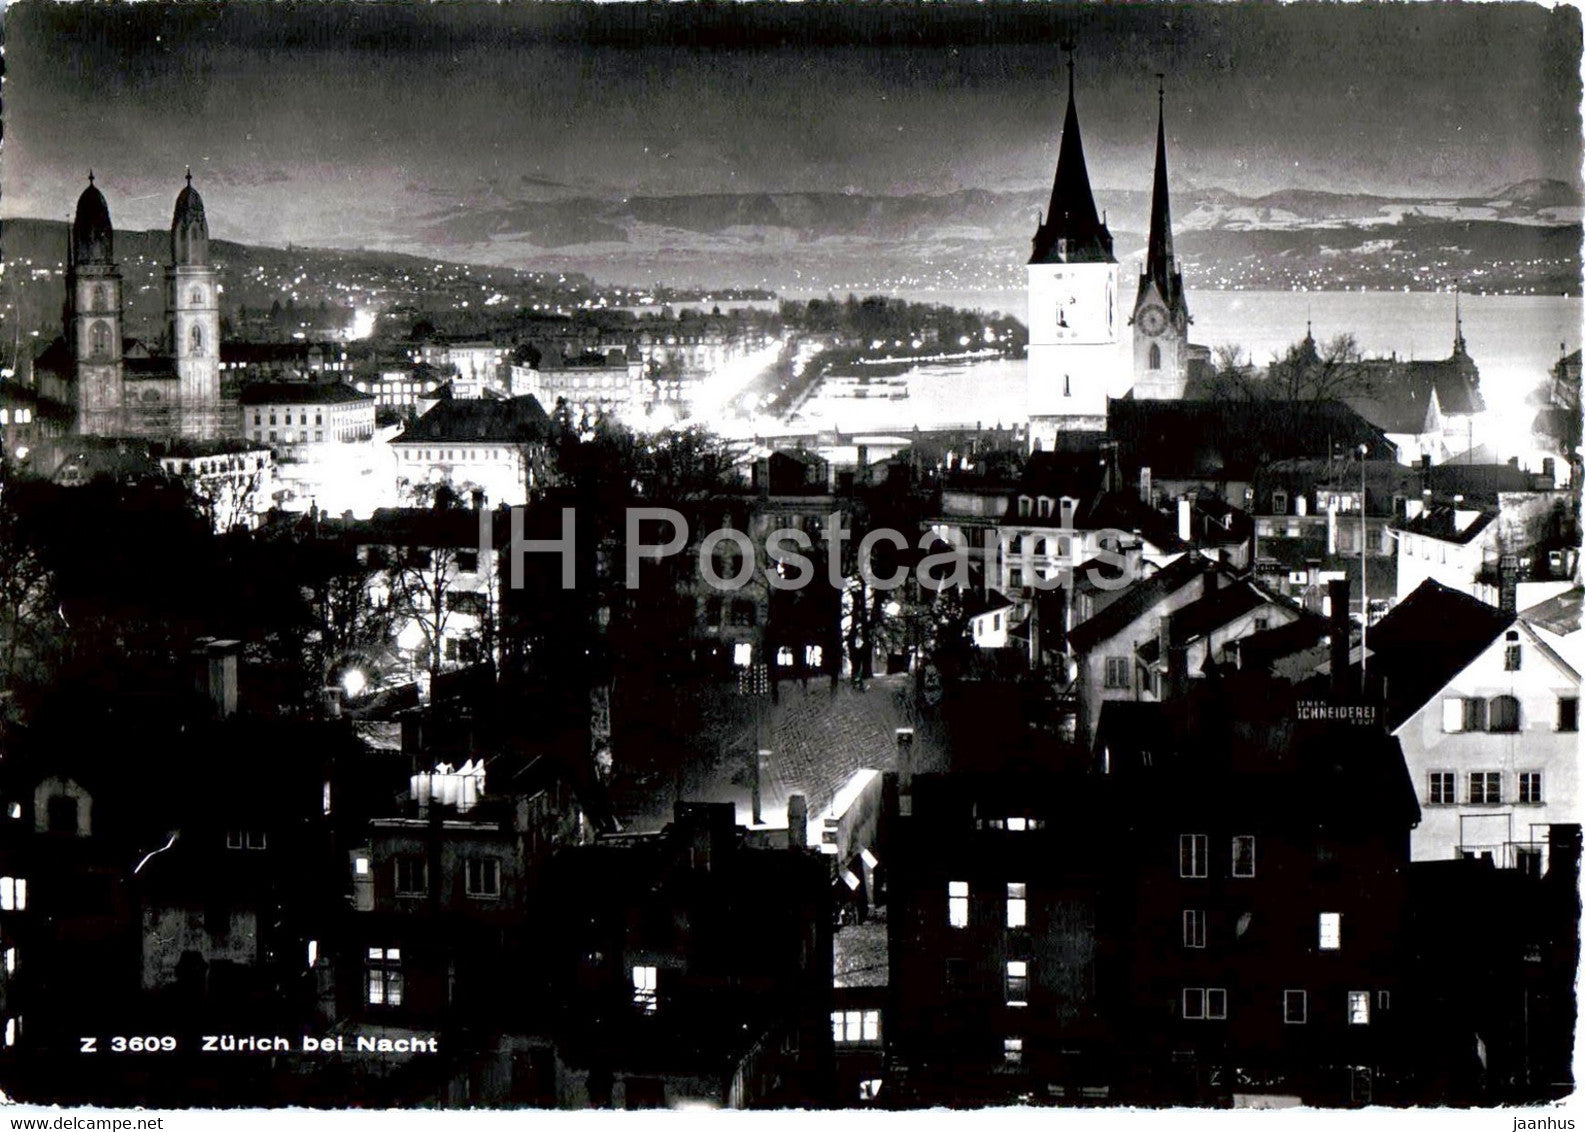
[784,289,1582,465]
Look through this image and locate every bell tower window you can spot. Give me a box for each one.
[90,322,110,358]
[1148,343,1162,370]
[190,287,203,307]
[92,284,108,312]
[190,324,205,356]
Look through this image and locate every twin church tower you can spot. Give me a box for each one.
[1026,64,1197,451]
[61,171,224,440]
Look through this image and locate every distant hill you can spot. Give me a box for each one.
[4,175,1579,342]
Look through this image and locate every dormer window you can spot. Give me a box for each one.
[1017,496,1032,518]
[1271,491,1289,516]
[1036,496,1053,519]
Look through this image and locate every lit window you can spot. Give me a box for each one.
[1006,883,1027,928]
[948,881,969,928]
[1519,772,1543,805]
[1006,817,1027,832]
[831,1009,880,1043]
[1183,909,1206,949]
[1347,990,1370,1025]
[1006,961,1029,1006]
[1232,835,1256,878]
[1003,1037,1023,1065]
[366,948,403,1006]
[1428,772,1456,805]
[632,965,658,1014]
[1179,834,1208,878]
[1284,989,1307,1024]
[1319,912,1342,950]
[354,856,370,876]
[0,877,25,912]
[3,948,14,975]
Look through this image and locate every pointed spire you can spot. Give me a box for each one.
[185,166,193,187]
[88,169,95,186]
[1453,280,1467,356]
[1029,45,1113,265]
[1141,73,1185,318]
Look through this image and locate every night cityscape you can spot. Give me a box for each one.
[0,0,1580,1119]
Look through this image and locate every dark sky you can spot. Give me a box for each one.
[4,1,1580,254]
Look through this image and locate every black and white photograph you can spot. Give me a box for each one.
[0,0,1579,1117]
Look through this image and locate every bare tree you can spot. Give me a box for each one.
[1267,332,1367,402]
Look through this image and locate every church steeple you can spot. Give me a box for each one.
[1452,281,1468,357]
[1141,77,1186,320]
[1029,49,1114,265]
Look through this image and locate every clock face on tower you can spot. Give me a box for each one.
[1139,305,1168,337]
[1039,266,1115,344]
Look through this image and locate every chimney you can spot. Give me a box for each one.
[1177,497,1192,542]
[1404,498,1424,522]
[788,794,809,851]
[1167,642,1190,699]
[895,727,915,815]
[1157,612,1176,695]
[1328,577,1351,698]
[1547,824,1582,887]
[676,802,735,873]
[204,639,240,718]
[1542,457,1556,486]
[1499,554,1519,615]
[751,748,769,825]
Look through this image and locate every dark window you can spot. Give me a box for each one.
[1284,990,1308,1024]
[1519,772,1543,804]
[454,550,479,573]
[1559,697,1579,733]
[465,857,500,897]
[1505,631,1522,671]
[1429,772,1456,805]
[394,857,427,896]
[1488,695,1520,733]
[1469,772,1502,805]
[1148,343,1162,370]
[45,796,78,834]
[730,599,757,627]
[1182,909,1206,949]
[1179,834,1208,878]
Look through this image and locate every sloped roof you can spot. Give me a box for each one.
[1108,399,1394,482]
[1394,502,1497,545]
[239,381,372,406]
[1344,384,1438,436]
[1364,579,1513,729]
[1521,585,1582,637]
[1066,552,1210,653]
[393,395,550,444]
